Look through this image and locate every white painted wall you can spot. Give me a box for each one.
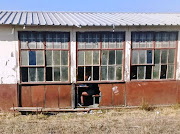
[0,25,179,84]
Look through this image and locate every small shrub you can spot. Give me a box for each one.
[140,100,154,111]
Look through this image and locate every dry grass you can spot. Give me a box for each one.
[1,107,180,134]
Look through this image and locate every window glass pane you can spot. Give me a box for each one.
[146,33,153,48]
[116,66,122,80]
[46,51,52,66]
[153,65,160,79]
[116,50,123,65]
[93,33,100,48]
[78,51,84,65]
[139,33,146,48]
[37,68,44,81]
[93,51,99,65]
[29,68,36,82]
[108,66,115,80]
[53,51,60,65]
[168,49,175,64]
[28,33,36,49]
[169,32,176,48]
[77,67,84,81]
[61,67,68,81]
[53,33,61,48]
[21,67,28,82]
[146,66,152,79]
[93,66,99,80]
[62,33,69,49]
[109,50,115,65]
[147,50,152,64]
[20,33,28,49]
[21,51,28,65]
[167,65,174,79]
[101,66,107,80]
[102,33,108,48]
[161,49,168,64]
[162,33,169,47]
[46,67,52,81]
[36,51,44,65]
[160,65,167,79]
[37,33,44,49]
[86,33,93,49]
[155,32,161,48]
[116,33,124,48]
[109,33,116,48]
[139,50,146,64]
[131,66,137,79]
[85,51,92,65]
[61,51,68,65]
[78,33,85,49]
[101,51,108,65]
[46,33,53,48]
[29,51,36,65]
[154,50,160,64]
[85,66,92,81]
[132,33,139,48]
[132,50,138,64]
[54,67,60,81]
[138,66,145,79]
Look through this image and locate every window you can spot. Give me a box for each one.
[19,32,70,83]
[131,32,177,80]
[77,32,125,82]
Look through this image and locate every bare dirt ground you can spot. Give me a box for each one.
[0,107,180,134]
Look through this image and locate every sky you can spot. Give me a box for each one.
[0,0,180,13]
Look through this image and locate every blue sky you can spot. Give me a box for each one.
[0,0,180,12]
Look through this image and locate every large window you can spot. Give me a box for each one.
[19,32,70,83]
[131,32,177,80]
[77,32,125,82]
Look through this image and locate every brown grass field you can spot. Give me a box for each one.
[1,106,180,134]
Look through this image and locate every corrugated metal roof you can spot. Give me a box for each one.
[0,11,180,26]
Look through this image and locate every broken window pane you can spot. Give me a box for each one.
[116,50,123,65]
[61,66,68,81]
[21,51,28,65]
[93,66,99,80]
[78,51,84,65]
[86,33,93,49]
[78,33,85,49]
[85,66,92,80]
[61,51,68,65]
[109,50,115,65]
[147,50,152,64]
[168,49,175,64]
[101,66,107,80]
[138,66,145,79]
[139,33,146,48]
[28,33,36,49]
[37,68,44,81]
[116,66,122,80]
[46,33,53,48]
[146,33,153,48]
[53,51,60,65]
[116,33,124,48]
[53,33,61,48]
[102,33,108,48]
[46,67,52,81]
[155,32,161,48]
[146,66,152,79]
[154,50,160,64]
[160,65,167,79]
[46,51,52,66]
[36,51,44,65]
[37,33,44,49]
[132,50,138,64]
[77,67,84,81]
[93,51,99,65]
[131,66,137,79]
[54,67,60,81]
[62,33,69,49]
[132,32,139,48]
[161,49,167,64]
[93,33,100,48]
[108,66,115,80]
[153,65,160,79]
[29,51,36,65]
[29,68,36,82]
[167,65,174,79]
[101,51,108,65]
[85,51,92,65]
[169,32,176,48]
[162,32,169,47]
[139,50,146,64]
[109,33,116,48]
[21,67,28,82]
